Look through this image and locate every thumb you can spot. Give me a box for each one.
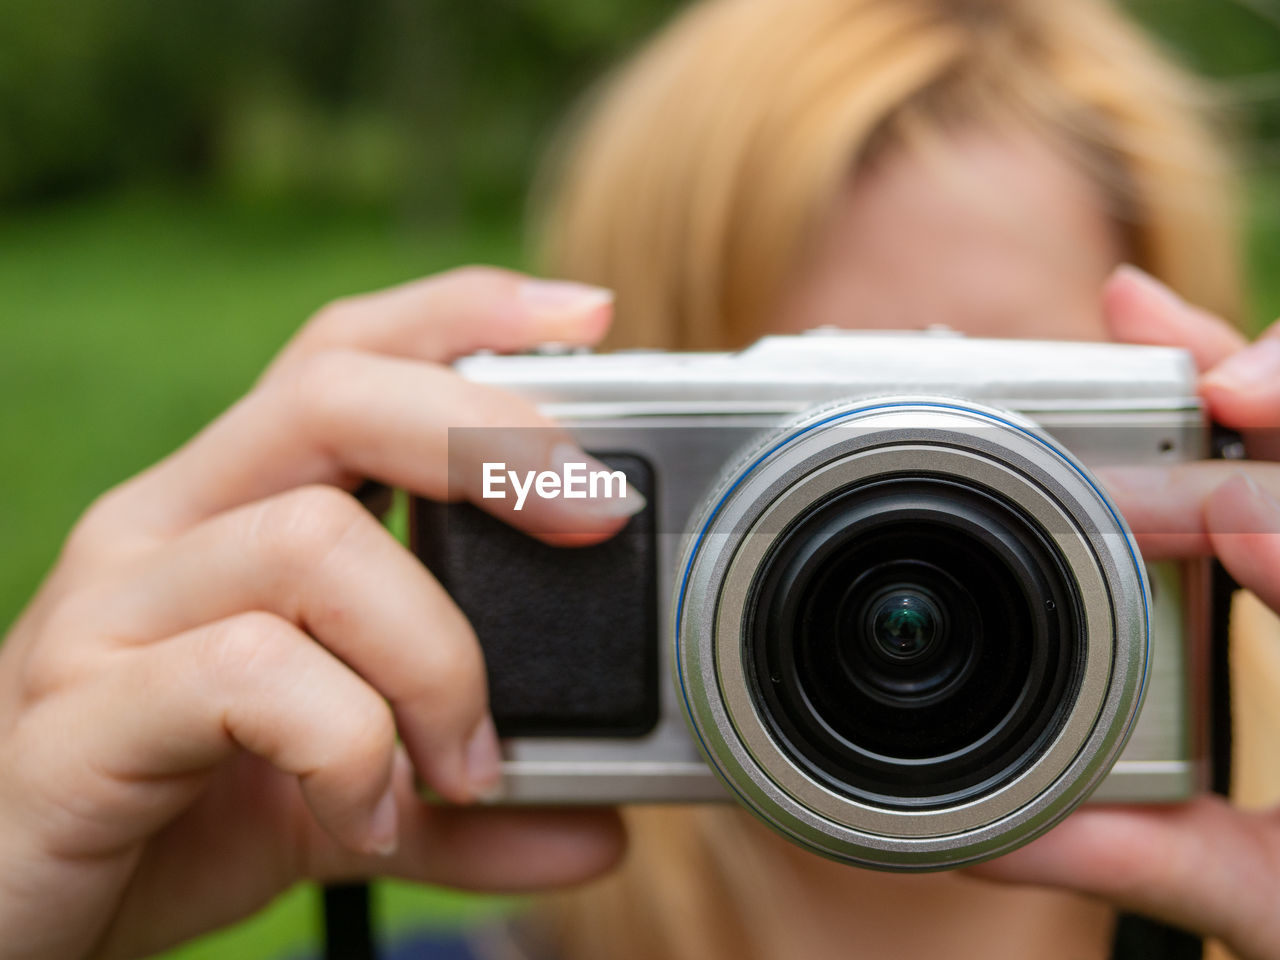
[965,797,1280,960]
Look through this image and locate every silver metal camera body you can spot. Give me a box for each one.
[414,331,1212,870]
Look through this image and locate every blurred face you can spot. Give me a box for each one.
[776,126,1123,341]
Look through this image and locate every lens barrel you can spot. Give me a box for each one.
[674,398,1150,870]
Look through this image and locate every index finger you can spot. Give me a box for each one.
[83,354,640,550]
[267,266,613,376]
[1101,267,1280,457]
[75,269,618,548]
[1102,265,1247,372]
[1199,316,1280,440]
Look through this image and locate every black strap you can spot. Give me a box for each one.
[1208,559,1238,798]
[323,883,376,960]
[321,481,385,960]
[1111,914,1202,960]
[1207,426,1244,804]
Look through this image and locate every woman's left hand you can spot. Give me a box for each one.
[967,266,1280,960]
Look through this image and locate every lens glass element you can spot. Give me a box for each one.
[868,589,940,660]
[746,475,1084,809]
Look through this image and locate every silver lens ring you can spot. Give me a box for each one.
[673,397,1150,870]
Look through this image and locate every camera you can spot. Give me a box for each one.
[413,330,1214,870]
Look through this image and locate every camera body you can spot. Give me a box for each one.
[414,331,1212,869]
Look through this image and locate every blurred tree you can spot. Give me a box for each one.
[1129,0,1280,143]
[0,0,682,219]
[0,0,240,198]
[0,0,1277,220]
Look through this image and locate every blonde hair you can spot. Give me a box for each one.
[531,2,1245,958]
[537,0,1241,349]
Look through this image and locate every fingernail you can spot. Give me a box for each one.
[1112,264,1186,310]
[519,279,614,317]
[597,484,647,517]
[1202,339,1280,392]
[549,442,647,518]
[365,785,399,857]
[465,716,503,801]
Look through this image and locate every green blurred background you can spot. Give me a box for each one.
[2,0,1279,956]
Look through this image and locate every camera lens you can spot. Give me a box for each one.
[746,475,1083,809]
[866,588,941,661]
[677,399,1151,868]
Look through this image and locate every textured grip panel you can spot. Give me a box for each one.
[412,455,658,737]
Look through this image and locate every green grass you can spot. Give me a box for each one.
[159,883,518,960]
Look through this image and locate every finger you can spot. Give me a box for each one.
[45,613,400,858]
[302,747,626,890]
[268,266,613,375]
[87,352,642,545]
[966,797,1280,960]
[98,484,498,803]
[75,268,618,551]
[84,751,624,960]
[1200,318,1280,454]
[1100,266,1280,458]
[1205,473,1280,610]
[1098,462,1280,559]
[1102,265,1247,372]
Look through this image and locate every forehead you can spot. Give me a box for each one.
[776,127,1121,341]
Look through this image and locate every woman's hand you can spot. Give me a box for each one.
[968,266,1280,960]
[0,268,633,960]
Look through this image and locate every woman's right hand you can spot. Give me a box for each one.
[0,267,633,960]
